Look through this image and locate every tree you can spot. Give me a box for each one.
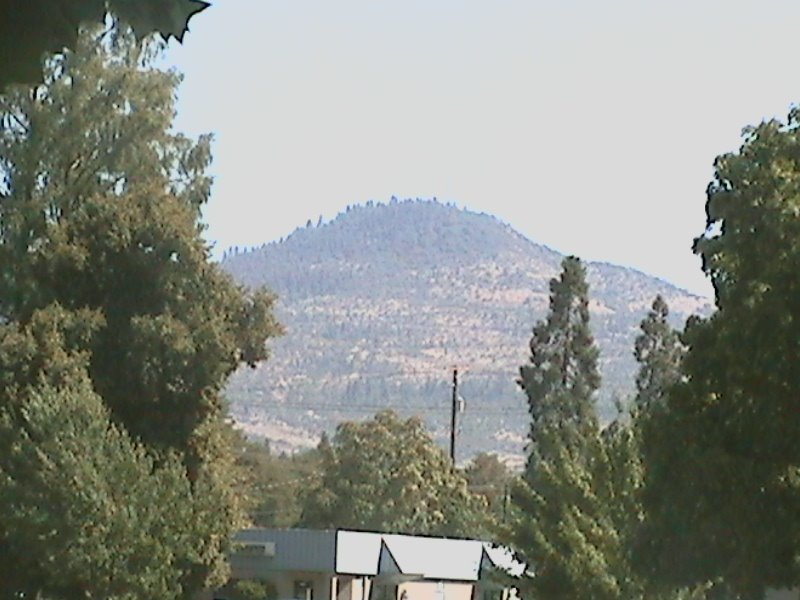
[511,266,705,600]
[0,0,210,89]
[633,295,685,411]
[235,437,323,528]
[0,306,223,599]
[639,108,800,597]
[0,21,280,461]
[510,256,608,598]
[465,452,512,523]
[0,23,281,596]
[509,258,698,600]
[0,384,199,600]
[518,256,600,447]
[513,415,678,600]
[299,411,489,537]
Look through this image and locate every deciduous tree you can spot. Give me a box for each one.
[300,410,489,537]
[0,22,280,596]
[235,437,322,528]
[0,305,227,599]
[639,108,800,597]
[0,20,280,463]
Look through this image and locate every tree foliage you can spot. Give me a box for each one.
[511,256,607,598]
[633,295,685,411]
[0,382,193,600]
[235,437,322,528]
[0,0,210,89]
[0,306,228,599]
[0,23,280,597]
[511,417,675,600]
[0,20,280,464]
[465,452,512,522]
[510,260,698,600]
[639,108,800,597]
[217,578,278,600]
[299,410,489,537]
[518,256,600,449]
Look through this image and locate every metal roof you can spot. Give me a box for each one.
[232,528,337,576]
[335,530,523,581]
[232,529,524,582]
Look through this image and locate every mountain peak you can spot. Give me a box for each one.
[224,198,561,294]
[221,198,711,458]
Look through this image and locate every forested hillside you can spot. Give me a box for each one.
[222,199,710,461]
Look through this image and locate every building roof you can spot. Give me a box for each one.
[232,528,523,583]
[338,530,485,579]
[232,528,337,579]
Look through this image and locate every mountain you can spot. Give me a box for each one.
[221,198,711,463]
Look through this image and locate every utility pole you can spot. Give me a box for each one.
[450,367,458,464]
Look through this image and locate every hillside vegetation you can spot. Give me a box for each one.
[222,199,710,460]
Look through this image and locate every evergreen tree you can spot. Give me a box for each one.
[622,298,711,599]
[511,256,606,598]
[633,295,684,411]
[465,452,512,522]
[518,255,600,448]
[510,259,701,600]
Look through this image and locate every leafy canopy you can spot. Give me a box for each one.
[465,452,512,522]
[0,369,194,599]
[639,108,800,597]
[0,22,280,597]
[235,437,323,529]
[300,410,489,537]
[0,20,281,462]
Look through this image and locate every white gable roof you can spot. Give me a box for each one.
[334,530,522,582]
[336,530,382,575]
[382,534,484,581]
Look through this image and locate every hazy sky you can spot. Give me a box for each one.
[165,0,800,297]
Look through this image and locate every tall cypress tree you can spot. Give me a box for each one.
[519,255,600,450]
[633,295,685,411]
[511,270,704,600]
[511,256,606,598]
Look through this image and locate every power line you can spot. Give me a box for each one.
[234,401,527,414]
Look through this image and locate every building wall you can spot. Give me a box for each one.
[336,575,370,600]
[264,571,333,600]
[397,581,474,600]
